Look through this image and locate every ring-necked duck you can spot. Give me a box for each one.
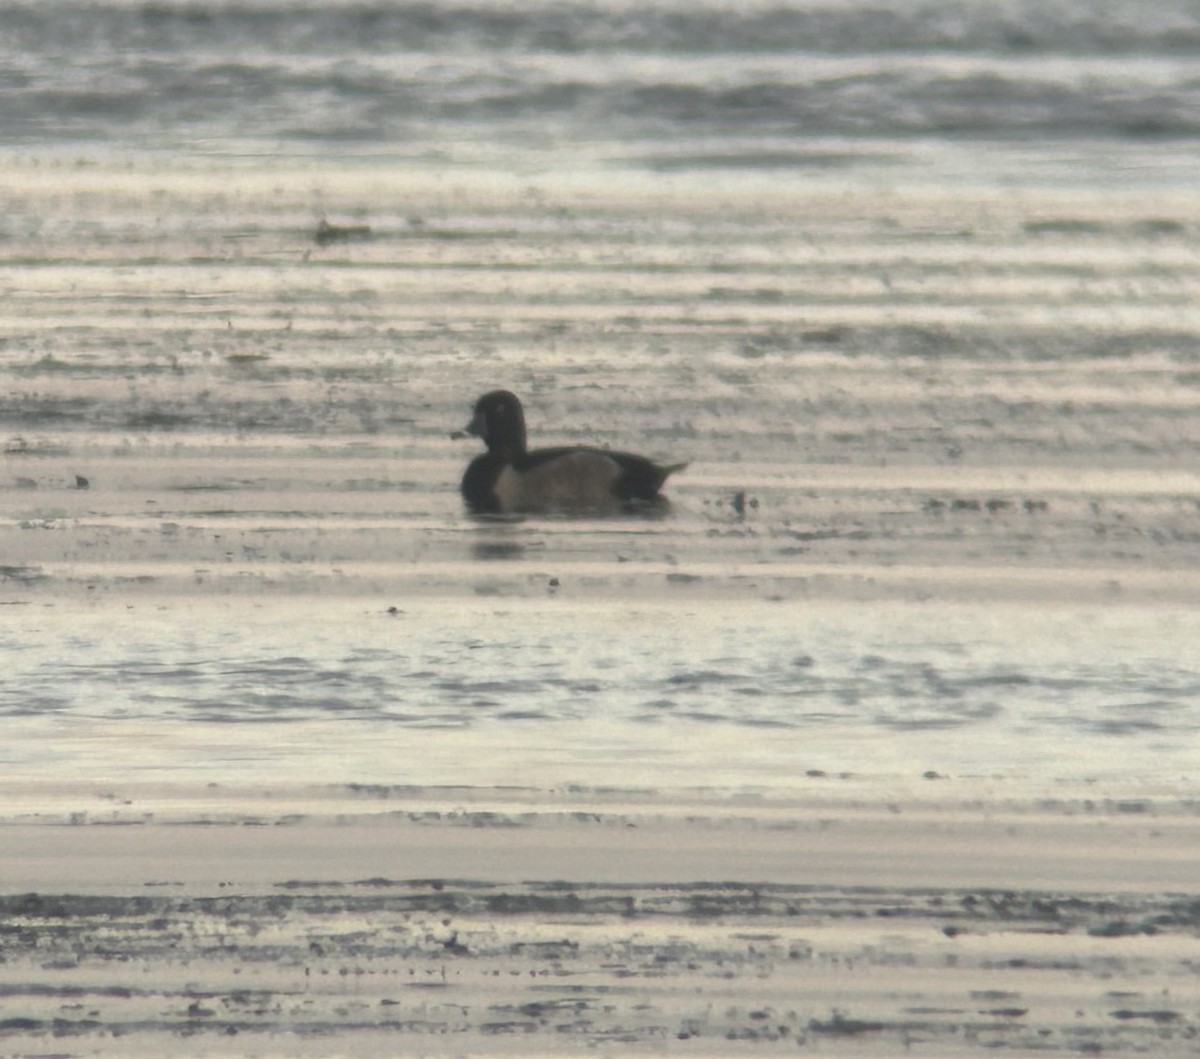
[458,390,686,515]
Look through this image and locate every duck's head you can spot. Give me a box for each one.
[465,390,528,457]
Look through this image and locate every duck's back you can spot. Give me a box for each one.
[507,447,624,513]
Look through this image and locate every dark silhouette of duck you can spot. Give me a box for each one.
[458,390,685,515]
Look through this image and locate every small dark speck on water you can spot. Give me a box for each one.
[315,219,372,245]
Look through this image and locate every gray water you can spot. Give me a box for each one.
[1,0,1198,798]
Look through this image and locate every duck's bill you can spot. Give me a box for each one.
[451,413,485,441]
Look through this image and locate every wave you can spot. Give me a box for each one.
[7,0,1200,58]
[2,0,1199,150]
[4,56,1200,149]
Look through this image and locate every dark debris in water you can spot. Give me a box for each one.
[923,496,1050,514]
[314,219,372,245]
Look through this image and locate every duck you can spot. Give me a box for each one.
[458,390,686,515]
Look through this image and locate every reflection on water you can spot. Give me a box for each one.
[472,534,529,561]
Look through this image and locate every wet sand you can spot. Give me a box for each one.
[4,783,1200,1056]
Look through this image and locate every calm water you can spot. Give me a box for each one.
[1,0,1198,797]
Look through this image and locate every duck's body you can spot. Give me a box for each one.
[459,390,684,516]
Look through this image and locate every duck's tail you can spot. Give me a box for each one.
[645,461,688,498]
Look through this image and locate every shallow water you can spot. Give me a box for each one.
[3,597,1200,796]
[2,155,1198,797]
